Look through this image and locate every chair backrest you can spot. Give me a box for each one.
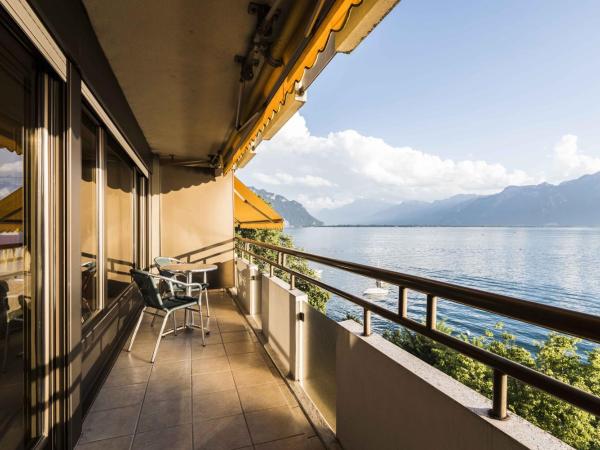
[130,269,164,309]
[154,256,181,278]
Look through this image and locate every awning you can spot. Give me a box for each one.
[0,187,23,233]
[234,177,284,230]
[224,0,398,173]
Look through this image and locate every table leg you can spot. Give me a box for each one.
[188,272,195,327]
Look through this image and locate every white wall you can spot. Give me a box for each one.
[235,257,261,315]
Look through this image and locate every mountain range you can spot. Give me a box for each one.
[317,172,600,226]
[251,187,323,227]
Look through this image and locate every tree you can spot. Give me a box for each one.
[235,227,330,312]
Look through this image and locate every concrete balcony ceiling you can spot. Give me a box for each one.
[82,0,304,163]
[82,0,398,168]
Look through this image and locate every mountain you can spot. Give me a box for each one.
[435,173,600,226]
[319,172,600,226]
[316,199,393,225]
[366,194,479,225]
[251,188,323,227]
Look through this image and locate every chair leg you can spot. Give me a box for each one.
[198,300,206,347]
[204,288,211,335]
[151,312,170,363]
[127,307,146,352]
[172,312,178,336]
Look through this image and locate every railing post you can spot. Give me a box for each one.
[290,274,296,290]
[490,369,509,420]
[269,262,274,277]
[363,308,372,336]
[399,287,407,318]
[426,294,437,330]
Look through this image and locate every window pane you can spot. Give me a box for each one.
[105,137,134,303]
[0,46,30,449]
[81,114,98,322]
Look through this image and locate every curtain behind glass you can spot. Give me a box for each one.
[105,136,134,304]
[81,114,98,322]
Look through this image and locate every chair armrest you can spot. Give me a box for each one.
[147,273,204,289]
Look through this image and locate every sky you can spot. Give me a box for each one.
[238,0,600,213]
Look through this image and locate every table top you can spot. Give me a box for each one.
[161,263,218,273]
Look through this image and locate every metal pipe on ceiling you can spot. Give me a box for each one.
[222,0,317,166]
[240,0,312,123]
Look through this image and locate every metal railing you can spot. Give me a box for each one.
[235,237,600,420]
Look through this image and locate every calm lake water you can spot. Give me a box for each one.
[286,227,600,353]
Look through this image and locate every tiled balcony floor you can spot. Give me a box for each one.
[76,292,325,450]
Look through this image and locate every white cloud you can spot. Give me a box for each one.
[253,172,334,187]
[0,160,22,174]
[239,113,537,213]
[550,134,600,182]
[296,195,353,212]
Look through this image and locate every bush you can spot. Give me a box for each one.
[235,228,330,312]
[383,323,600,449]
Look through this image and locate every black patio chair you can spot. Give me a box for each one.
[128,269,206,363]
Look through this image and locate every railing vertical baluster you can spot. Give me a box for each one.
[290,274,296,289]
[399,287,408,318]
[269,262,274,277]
[490,370,509,420]
[426,294,437,330]
[363,308,372,336]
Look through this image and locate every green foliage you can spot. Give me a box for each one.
[235,228,330,312]
[383,323,600,449]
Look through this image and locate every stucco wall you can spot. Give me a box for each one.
[335,320,570,450]
[159,165,234,288]
[235,257,261,315]
[260,274,305,378]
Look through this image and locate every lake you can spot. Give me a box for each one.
[286,227,600,353]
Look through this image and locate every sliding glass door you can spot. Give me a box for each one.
[0,22,43,450]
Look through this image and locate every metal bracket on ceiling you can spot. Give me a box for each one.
[235,1,282,82]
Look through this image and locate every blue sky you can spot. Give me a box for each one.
[240,0,600,212]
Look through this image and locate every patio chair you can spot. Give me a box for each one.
[2,282,24,372]
[154,256,186,296]
[153,256,210,329]
[128,269,206,363]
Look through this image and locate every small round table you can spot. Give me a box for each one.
[161,262,218,296]
[161,263,218,331]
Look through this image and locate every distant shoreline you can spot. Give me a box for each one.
[286,224,600,229]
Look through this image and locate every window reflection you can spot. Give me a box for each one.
[0,50,28,450]
[81,113,98,322]
[105,136,134,303]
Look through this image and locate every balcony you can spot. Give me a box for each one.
[76,291,325,450]
[74,234,599,450]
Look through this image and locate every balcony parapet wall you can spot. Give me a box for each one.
[234,256,571,450]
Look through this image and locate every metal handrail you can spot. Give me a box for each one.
[235,237,600,419]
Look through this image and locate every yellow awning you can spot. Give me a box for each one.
[234,177,284,230]
[225,0,398,173]
[0,187,23,233]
